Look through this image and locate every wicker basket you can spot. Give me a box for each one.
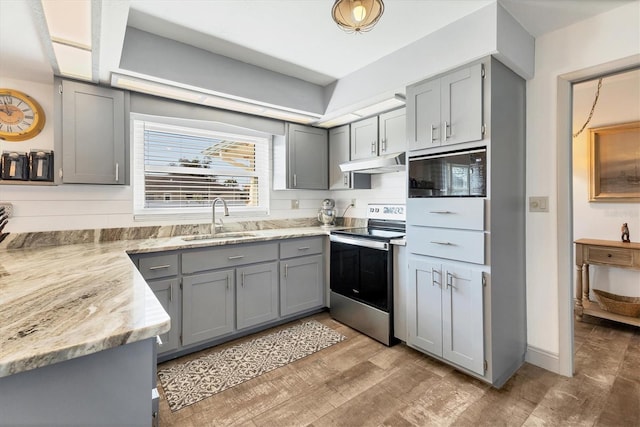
[593,289,640,317]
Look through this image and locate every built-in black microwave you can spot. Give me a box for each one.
[408,148,486,197]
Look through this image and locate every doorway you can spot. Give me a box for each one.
[556,56,640,376]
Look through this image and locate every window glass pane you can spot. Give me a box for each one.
[134,120,268,215]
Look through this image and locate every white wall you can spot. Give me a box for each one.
[526,1,640,362]
[0,76,406,232]
[572,70,640,298]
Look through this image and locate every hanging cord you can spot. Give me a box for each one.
[341,203,354,219]
[573,78,603,138]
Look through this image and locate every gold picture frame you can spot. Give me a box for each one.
[589,121,640,202]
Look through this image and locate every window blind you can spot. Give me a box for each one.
[133,120,269,215]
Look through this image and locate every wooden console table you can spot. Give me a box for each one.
[575,238,640,327]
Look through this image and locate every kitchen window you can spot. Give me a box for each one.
[133,119,269,219]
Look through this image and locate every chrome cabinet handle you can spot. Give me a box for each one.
[352,288,360,294]
[115,163,119,182]
[446,272,456,289]
[169,283,173,302]
[293,173,297,187]
[371,141,376,154]
[444,121,450,140]
[430,124,436,143]
[431,268,441,287]
[430,241,454,246]
[284,264,288,278]
[298,246,310,251]
[343,173,348,185]
[241,272,245,287]
[228,255,245,260]
[429,210,453,214]
[226,275,229,290]
[148,264,171,270]
[381,139,386,152]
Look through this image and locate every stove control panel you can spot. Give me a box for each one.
[367,204,406,221]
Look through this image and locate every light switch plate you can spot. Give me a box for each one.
[529,196,548,212]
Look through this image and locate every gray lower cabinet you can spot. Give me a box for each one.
[280,254,324,317]
[134,236,327,360]
[182,270,234,346]
[148,278,181,354]
[58,78,127,184]
[407,257,485,375]
[237,261,279,329]
[279,237,325,317]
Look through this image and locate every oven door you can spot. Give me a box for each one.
[330,235,391,312]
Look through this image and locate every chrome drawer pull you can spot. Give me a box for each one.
[228,255,245,260]
[352,289,360,294]
[148,264,171,270]
[430,124,436,143]
[430,241,454,246]
[428,210,453,214]
[298,246,310,250]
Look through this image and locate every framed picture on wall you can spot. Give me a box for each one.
[589,121,640,202]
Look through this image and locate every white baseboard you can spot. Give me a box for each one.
[525,345,561,374]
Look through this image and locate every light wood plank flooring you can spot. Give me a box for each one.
[157,312,640,426]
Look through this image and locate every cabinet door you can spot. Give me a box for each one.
[407,79,440,151]
[350,116,378,160]
[440,63,483,147]
[441,265,484,375]
[329,125,351,190]
[182,270,234,346]
[280,254,324,316]
[237,262,279,330]
[149,278,181,354]
[407,257,442,356]
[288,124,328,189]
[379,108,406,154]
[61,80,125,184]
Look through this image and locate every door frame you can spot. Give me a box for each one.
[556,54,640,376]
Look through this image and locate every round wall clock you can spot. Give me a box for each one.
[0,88,46,142]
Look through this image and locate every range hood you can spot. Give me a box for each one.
[339,152,406,174]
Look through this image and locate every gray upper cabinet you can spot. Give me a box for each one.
[329,125,370,190]
[273,123,328,190]
[350,116,379,160]
[378,108,406,154]
[407,63,483,151]
[59,79,126,184]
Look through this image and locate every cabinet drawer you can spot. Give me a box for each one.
[408,226,484,264]
[182,242,278,274]
[138,253,179,280]
[280,237,324,259]
[407,198,484,230]
[586,247,633,267]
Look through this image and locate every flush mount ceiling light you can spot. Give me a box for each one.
[332,0,385,33]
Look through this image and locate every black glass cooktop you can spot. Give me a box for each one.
[331,227,406,241]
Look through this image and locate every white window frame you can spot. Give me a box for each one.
[132,115,270,221]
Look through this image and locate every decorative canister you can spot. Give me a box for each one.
[29,149,54,181]
[1,151,29,180]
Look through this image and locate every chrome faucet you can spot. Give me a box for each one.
[211,198,229,235]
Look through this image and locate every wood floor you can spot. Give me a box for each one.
[157,312,640,426]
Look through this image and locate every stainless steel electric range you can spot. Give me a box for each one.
[329,204,405,346]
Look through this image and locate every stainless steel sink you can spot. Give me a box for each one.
[181,232,257,241]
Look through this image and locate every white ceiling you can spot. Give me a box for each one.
[0,0,636,89]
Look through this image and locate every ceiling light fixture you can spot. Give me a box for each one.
[332,0,385,33]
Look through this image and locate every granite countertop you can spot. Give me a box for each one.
[0,226,340,378]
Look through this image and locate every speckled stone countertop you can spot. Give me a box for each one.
[0,226,340,378]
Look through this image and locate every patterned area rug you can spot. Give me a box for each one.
[157,320,346,411]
